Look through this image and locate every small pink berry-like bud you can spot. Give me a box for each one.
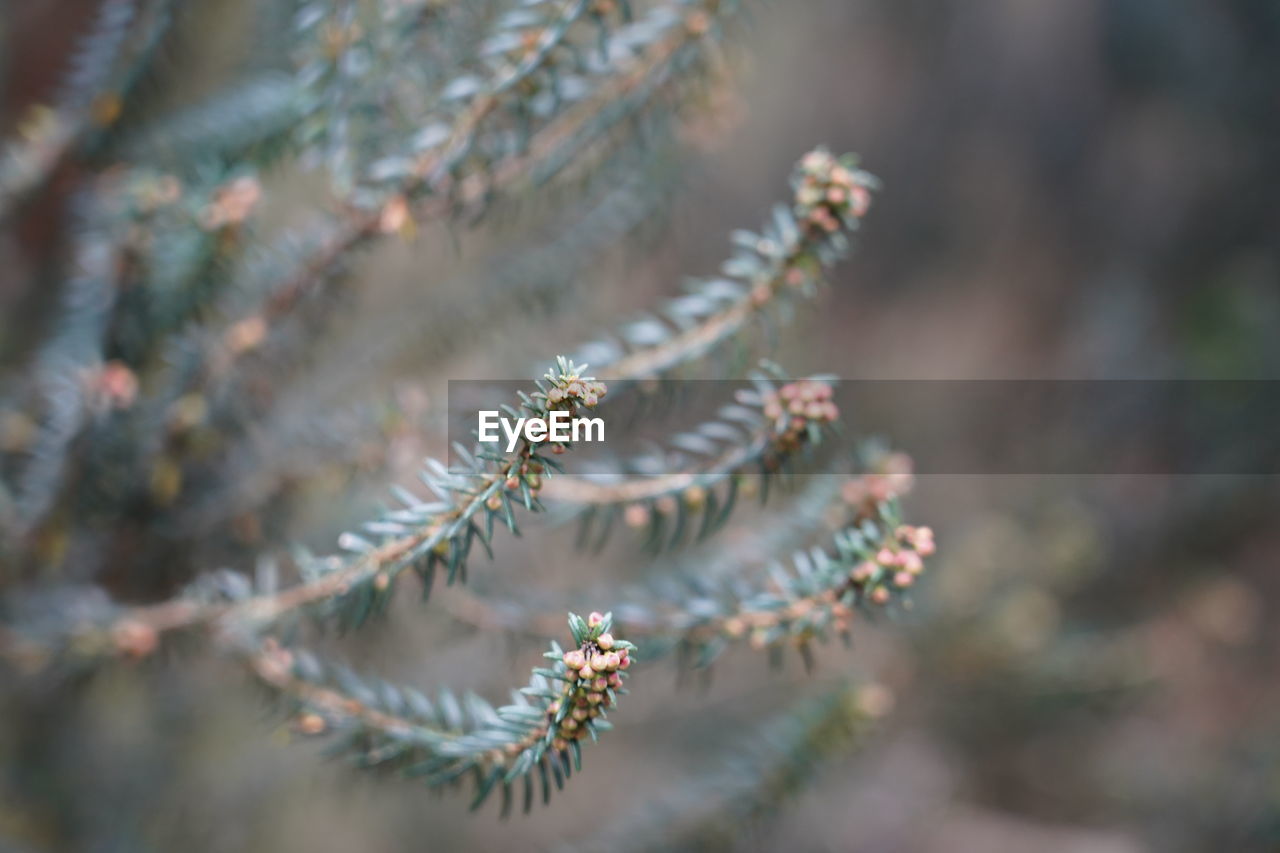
[571,707,589,722]
[590,653,609,671]
[587,692,604,705]
[851,562,875,583]
[607,673,622,688]
[876,548,896,566]
[563,650,586,670]
[916,539,935,556]
[485,493,503,512]
[851,185,871,217]
[596,633,614,650]
[552,737,569,752]
[899,551,923,573]
[505,476,520,490]
[603,652,620,671]
[579,665,595,681]
[592,677,608,691]
[560,717,579,731]
[894,571,915,588]
[618,655,632,670]
[624,504,650,528]
[548,700,562,715]
[587,612,605,627]
[870,586,891,605]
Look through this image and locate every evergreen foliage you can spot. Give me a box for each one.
[0,0,933,824]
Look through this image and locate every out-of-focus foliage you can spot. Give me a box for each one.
[1,0,1279,851]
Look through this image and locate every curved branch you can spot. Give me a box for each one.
[245,611,636,813]
[0,0,173,216]
[573,148,876,384]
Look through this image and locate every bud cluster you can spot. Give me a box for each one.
[763,379,840,457]
[793,148,873,233]
[547,611,635,753]
[494,361,608,506]
[541,375,607,414]
[850,524,935,604]
[530,361,607,456]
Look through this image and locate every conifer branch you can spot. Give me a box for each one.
[11,195,124,534]
[246,611,636,813]
[575,148,876,383]
[158,0,739,408]
[438,453,927,667]
[0,0,173,216]
[546,368,841,552]
[0,359,608,667]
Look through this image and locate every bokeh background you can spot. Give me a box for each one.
[2,1,1279,851]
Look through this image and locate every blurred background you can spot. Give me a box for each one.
[2,0,1279,851]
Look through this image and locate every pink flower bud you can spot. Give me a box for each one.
[894,571,915,588]
[596,633,614,650]
[607,673,622,688]
[876,548,896,566]
[590,653,608,671]
[870,586,891,605]
[587,612,604,627]
[563,650,585,670]
[578,665,595,681]
[603,652,620,671]
[851,185,871,217]
[592,677,608,691]
[571,707,589,722]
